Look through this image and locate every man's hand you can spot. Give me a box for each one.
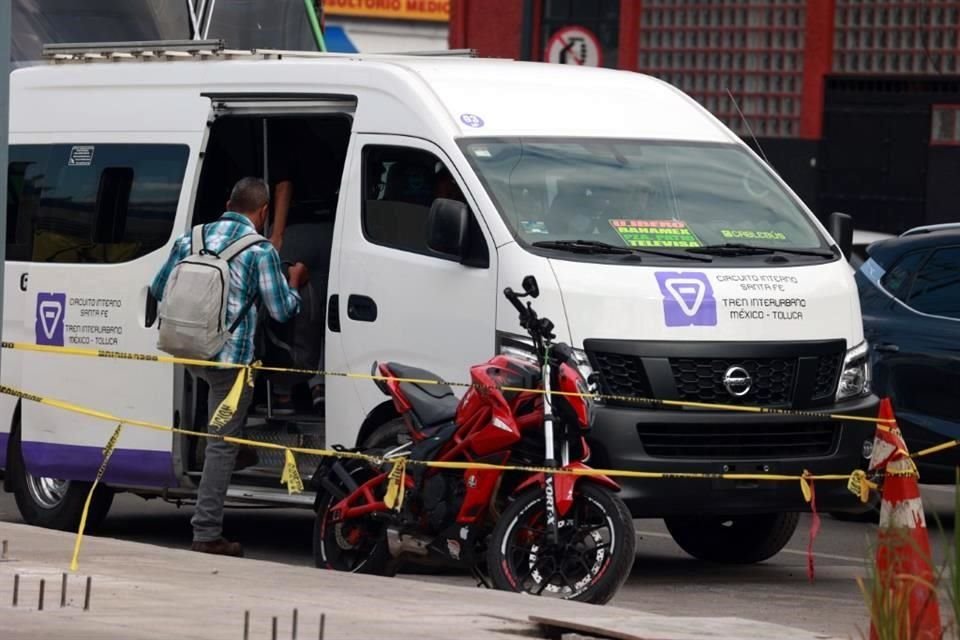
[287,262,309,289]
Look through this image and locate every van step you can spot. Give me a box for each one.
[234,426,326,475]
[225,485,315,507]
[246,413,326,427]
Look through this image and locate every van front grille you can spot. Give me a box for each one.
[636,422,838,459]
[813,353,842,400]
[590,351,652,405]
[670,357,797,407]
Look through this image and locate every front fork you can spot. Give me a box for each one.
[541,358,569,545]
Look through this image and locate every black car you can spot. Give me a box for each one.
[855,224,960,483]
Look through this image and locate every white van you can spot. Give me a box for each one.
[0,42,877,563]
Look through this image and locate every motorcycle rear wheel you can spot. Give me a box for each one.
[313,460,394,576]
[487,483,635,605]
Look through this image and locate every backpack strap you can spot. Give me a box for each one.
[218,232,268,261]
[190,225,207,256]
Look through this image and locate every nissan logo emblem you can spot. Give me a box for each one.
[723,366,752,397]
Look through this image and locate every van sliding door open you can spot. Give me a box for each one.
[179,95,355,496]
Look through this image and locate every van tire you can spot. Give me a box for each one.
[361,417,411,451]
[664,512,799,564]
[8,428,113,532]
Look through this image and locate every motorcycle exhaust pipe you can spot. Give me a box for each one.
[386,527,430,558]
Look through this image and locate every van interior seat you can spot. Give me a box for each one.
[365,200,431,252]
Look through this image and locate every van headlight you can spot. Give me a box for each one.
[836,342,871,401]
[570,348,599,395]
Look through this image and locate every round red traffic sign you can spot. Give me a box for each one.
[545,25,604,67]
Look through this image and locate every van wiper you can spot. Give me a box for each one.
[685,243,835,258]
[532,240,712,262]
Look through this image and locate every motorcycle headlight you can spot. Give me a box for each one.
[836,342,871,401]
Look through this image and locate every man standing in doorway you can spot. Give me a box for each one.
[150,177,308,557]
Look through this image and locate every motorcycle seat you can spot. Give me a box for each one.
[384,362,459,427]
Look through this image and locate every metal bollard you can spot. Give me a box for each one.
[272,616,278,640]
[292,608,298,640]
[318,613,325,640]
[83,576,91,611]
[38,579,45,611]
[60,573,67,608]
[243,610,250,640]
[12,574,19,607]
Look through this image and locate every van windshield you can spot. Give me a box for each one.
[460,139,828,257]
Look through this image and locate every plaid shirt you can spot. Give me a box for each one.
[151,212,301,365]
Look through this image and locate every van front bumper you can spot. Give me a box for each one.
[585,394,880,517]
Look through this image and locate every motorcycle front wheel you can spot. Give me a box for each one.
[487,483,635,605]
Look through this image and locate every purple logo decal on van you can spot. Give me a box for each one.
[655,272,717,327]
[36,292,66,346]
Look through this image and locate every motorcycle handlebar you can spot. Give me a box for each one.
[503,287,528,316]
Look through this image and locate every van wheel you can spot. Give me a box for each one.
[664,512,799,564]
[362,417,411,451]
[8,428,113,531]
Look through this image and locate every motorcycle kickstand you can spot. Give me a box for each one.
[471,565,491,589]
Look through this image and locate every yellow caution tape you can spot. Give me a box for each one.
[384,458,407,511]
[800,471,813,503]
[70,423,124,571]
[0,376,943,568]
[210,366,252,431]
[1,340,894,426]
[846,469,878,504]
[280,448,305,495]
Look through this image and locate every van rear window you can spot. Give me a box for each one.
[7,144,188,263]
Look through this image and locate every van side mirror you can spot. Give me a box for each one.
[828,211,853,259]
[522,275,539,298]
[427,198,469,261]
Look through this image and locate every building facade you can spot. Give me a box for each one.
[451,0,960,234]
[323,0,449,52]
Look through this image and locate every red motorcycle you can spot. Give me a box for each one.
[312,277,635,604]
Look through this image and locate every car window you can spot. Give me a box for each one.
[361,145,488,267]
[7,143,188,263]
[879,249,928,301]
[907,246,960,319]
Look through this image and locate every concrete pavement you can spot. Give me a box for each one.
[0,521,843,640]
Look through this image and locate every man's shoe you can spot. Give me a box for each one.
[191,538,244,557]
[235,446,259,471]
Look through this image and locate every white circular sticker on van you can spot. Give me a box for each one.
[460,113,485,128]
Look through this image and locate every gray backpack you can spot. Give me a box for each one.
[156,225,266,360]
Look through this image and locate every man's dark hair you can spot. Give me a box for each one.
[228,177,270,213]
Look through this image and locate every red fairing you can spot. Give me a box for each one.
[513,462,620,517]
[456,468,503,524]
[557,361,590,428]
[460,357,527,457]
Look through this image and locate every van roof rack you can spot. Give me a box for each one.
[41,40,477,63]
[900,222,960,237]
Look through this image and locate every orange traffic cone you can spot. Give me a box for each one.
[868,398,941,640]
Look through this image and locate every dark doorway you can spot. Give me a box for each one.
[819,77,933,235]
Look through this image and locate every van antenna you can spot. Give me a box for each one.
[726,88,771,167]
